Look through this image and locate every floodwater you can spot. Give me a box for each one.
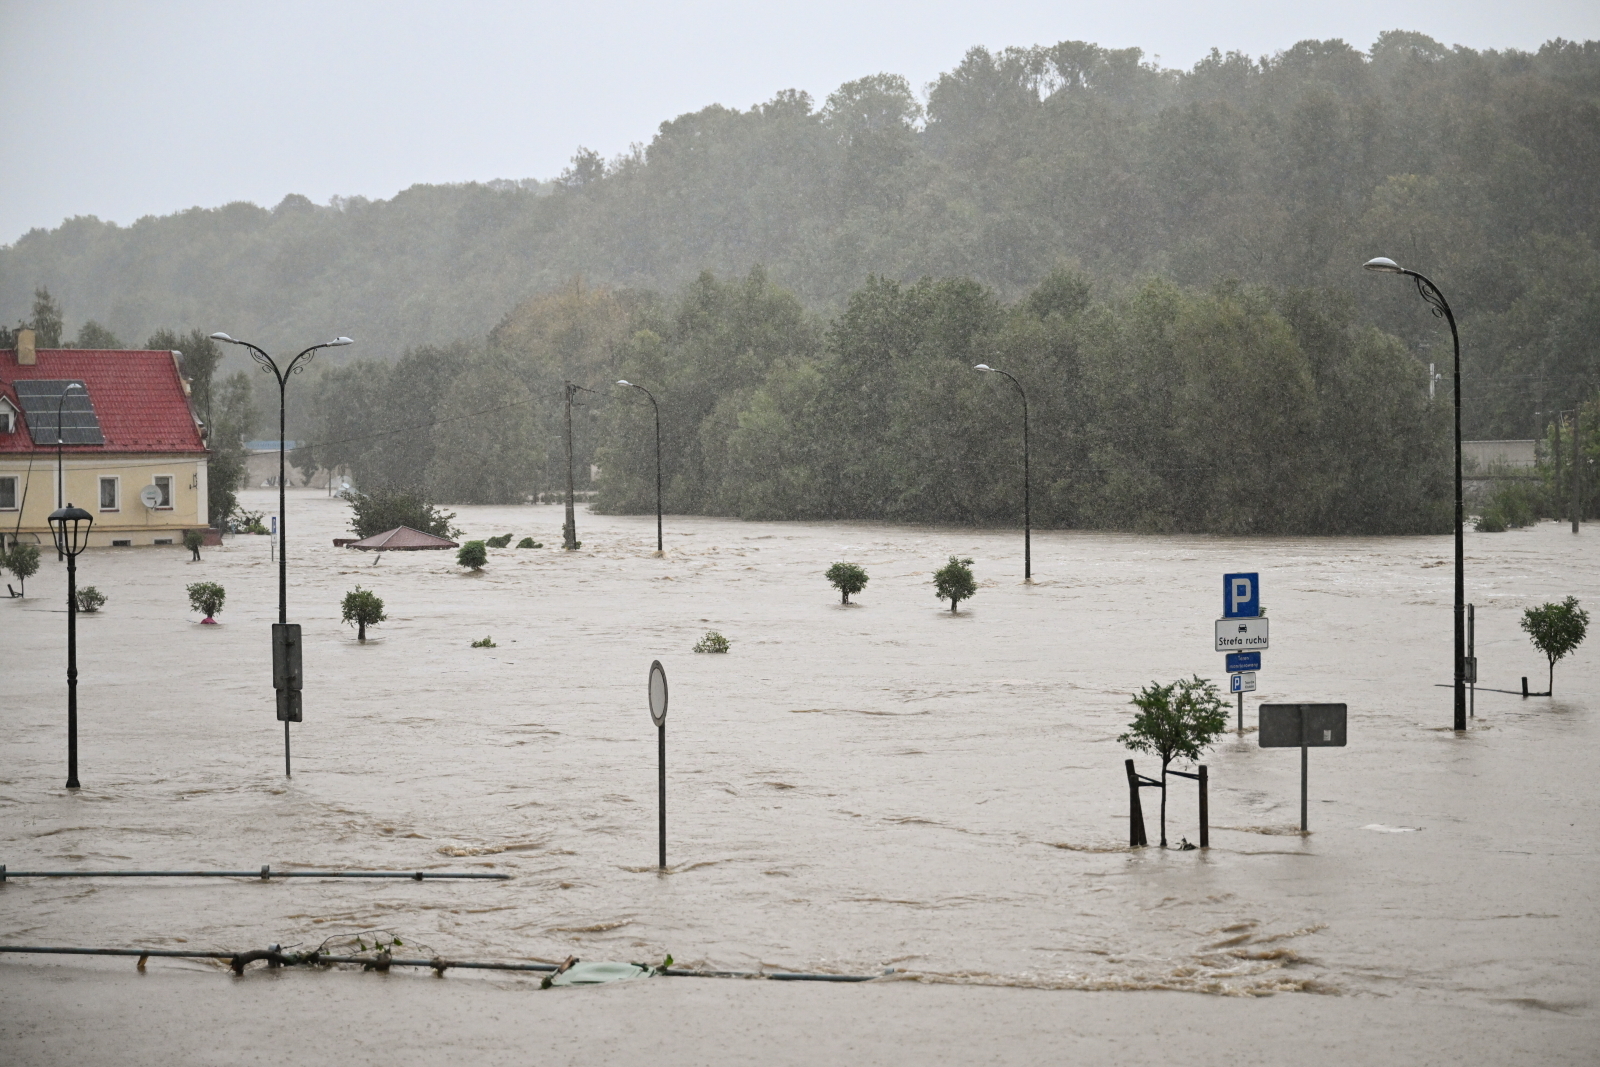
[3,489,1597,1060]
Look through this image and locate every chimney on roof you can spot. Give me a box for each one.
[17,327,36,365]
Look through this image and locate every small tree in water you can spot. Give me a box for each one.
[1520,596,1588,695]
[183,528,204,561]
[1119,676,1228,847]
[933,556,976,613]
[826,562,869,604]
[457,541,488,571]
[186,581,226,623]
[5,543,40,598]
[341,585,387,641]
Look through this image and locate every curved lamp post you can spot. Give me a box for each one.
[975,364,1032,583]
[1364,257,1466,732]
[53,382,85,557]
[48,504,93,788]
[617,380,663,554]
[211,332,353,775]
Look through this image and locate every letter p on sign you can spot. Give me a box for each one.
[1224,572,1259,618]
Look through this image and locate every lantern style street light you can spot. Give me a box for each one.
[974,364,1032,583]
[53,382,85,556]
[1363,256,1466,731]
[210,332,352,775]
[617,380,663,554]
[48,504,93,788]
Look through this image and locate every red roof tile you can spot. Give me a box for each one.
[0,349,205,454]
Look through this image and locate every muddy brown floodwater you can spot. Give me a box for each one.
[3,488,1597,1064]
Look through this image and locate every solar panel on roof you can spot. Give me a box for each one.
[14,380,106,446]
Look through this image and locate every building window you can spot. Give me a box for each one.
[153,475,173,509]
[0,476,16,510]
[99,476,119,512]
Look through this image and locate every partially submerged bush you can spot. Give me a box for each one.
[1474,480,1541,532]
[826,561,869,604]
[693,630,731,653]
[182,528,205,559]
[516,537,543,548]
[187,581,226,621]
[76,586,107,613]
[341,585,387,641]
[457,541,488,570]
[471,635,497,648]
[485,533,514,548]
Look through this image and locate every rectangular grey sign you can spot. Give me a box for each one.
[1259,703,1347,748]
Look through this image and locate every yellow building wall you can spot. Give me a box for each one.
[0,454,208,548]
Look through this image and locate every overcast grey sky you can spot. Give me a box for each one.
[2,0,1595,246]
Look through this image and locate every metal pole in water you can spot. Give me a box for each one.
[1237,692,1243,733]
[1198,764,1208,848]
[1300,704,1309,833]
[658,722,666,871]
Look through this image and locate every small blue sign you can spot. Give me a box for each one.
[1226,651,1261,673]
[1223,572,1259,618]
[270,515,278,535]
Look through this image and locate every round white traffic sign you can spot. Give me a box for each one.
[648,660,668,727]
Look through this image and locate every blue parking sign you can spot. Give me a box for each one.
[1223,572,1259,618]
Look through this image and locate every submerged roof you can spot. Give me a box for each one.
[1,349,205,454]
[347,525,460,550]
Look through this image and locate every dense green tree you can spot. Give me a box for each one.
[825,561,869,604]
[344,487,458,539]
[4,543,40,597]
[933,556,976,613]
[341,585,387,641]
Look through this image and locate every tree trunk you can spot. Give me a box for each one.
[951,597,959,614]
[1549,657,1555,695]
[358,619,367,641]
[842,590,848,604]
[1159,761,1169,847]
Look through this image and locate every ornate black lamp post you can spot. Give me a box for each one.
[974,363,1032,583]
[617,380,663,554]
[1364,257,1466,732]
[210,332,352,774]
[53,382,85,557]
[48,504,94,788]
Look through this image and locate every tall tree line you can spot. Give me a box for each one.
[296,268,1450,535]
[3,32,1596,439]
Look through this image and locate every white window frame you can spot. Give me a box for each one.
[0,475,17,511]
[99,475,120,512]
[152,474,174,510]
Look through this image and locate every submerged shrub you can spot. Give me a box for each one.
[693,630,731,653]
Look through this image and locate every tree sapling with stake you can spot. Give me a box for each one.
[1520,596,1589,696]
[1119,676,1228,847]
[826,562,869,604]
[5,542,40,598]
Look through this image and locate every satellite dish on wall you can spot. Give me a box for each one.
[139,486,163,508]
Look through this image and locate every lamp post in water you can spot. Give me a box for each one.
[53,382,85,555]
[617,380,663,554]
[974,364,1032,583]
[210,331,353,773]
[1363,257,1466,731]
[48,503,93,788]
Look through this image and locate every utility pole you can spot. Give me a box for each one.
[1574,404,1583,534]
[563,381,579,550]
[1553,413,1564,521]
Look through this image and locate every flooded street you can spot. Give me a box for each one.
[4,488,1598,1061]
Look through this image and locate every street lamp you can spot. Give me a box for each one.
[974,364,1032,583]
[211,332,352,774]
[617,380,663,554]
[53,382,85,557]
[48,503,93,789]
[1363,256,1466,731]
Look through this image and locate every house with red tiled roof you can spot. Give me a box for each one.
[2,329,210,549]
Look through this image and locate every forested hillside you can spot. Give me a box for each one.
[4,31,1597,439]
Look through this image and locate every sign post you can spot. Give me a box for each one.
[1221,573,1264,731]
[1258,703,1347,832]
[272,623,303,776]
[648,660,668,871]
